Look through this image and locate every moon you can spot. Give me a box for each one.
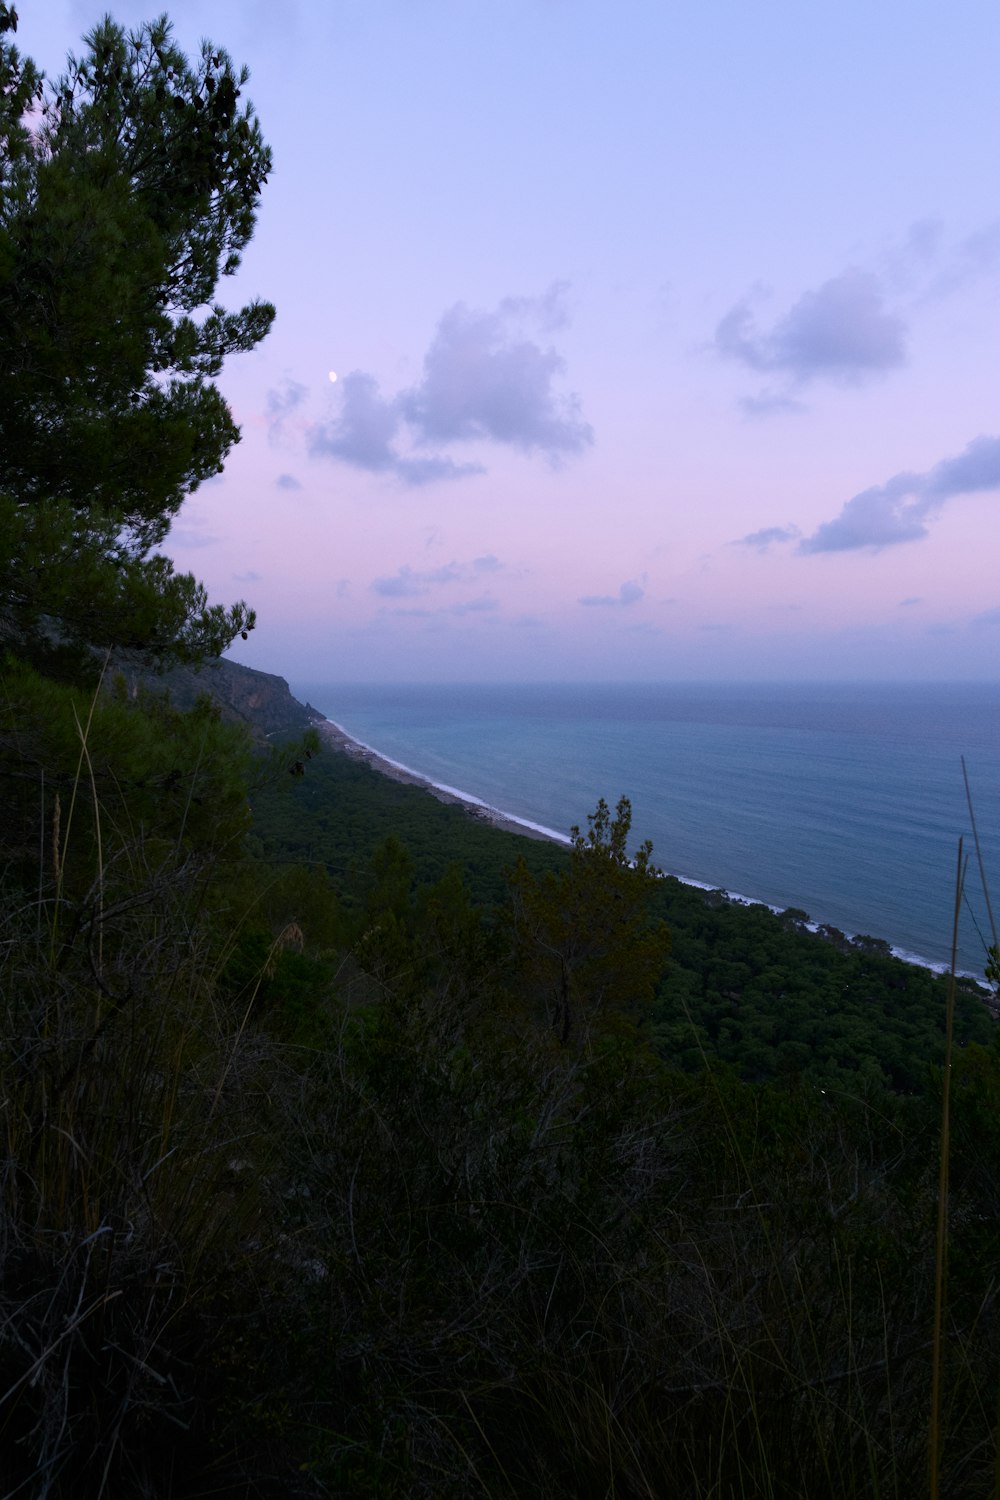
[327,370,338,383]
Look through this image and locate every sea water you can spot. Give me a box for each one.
[291,680,1000,976]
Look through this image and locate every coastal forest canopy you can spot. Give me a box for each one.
[3,6,1000,1496]
[0,3,272,679]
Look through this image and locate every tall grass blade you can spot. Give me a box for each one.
[929,835,964,1500]
[962,755,998,955]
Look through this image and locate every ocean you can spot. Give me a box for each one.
[291,680,1000,977]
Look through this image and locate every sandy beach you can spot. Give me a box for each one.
[310,715,564,845]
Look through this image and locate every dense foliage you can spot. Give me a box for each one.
[5,675,1000,1496]
[0,5,272,677]
[250,746,994,1093]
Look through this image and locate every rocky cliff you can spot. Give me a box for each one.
[119,657,318,741]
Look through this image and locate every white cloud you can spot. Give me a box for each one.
[900,218,1000,302]
[800,435,1000,553]
[716,269,906,390]
[450,596,499,615]
[370,557,508,598]
[307,286,592,485]
[734,525,800,551]
[400,295,592,459]
[578,579,645,608]
[265,378,308,443]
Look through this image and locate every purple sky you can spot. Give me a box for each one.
[25,0,1000,681]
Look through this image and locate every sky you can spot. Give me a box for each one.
[22,0,1000,682]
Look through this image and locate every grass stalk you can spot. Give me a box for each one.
[48,657,108,964]
[929,835,964,1500]
[962,756,998,956]
[71,699,104,984]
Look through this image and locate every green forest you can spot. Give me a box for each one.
[3,9,1000,1496]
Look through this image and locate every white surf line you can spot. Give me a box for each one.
[321,717,572,844]
[320,718,985,982]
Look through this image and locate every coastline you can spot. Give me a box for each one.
[311,714,570,847]
[310,711,988,985]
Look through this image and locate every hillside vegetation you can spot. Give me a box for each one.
[250,734,994,1090]
[3,655,1000,1495]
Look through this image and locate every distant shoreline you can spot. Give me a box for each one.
[309,712,991,985]
[311,715,569,846]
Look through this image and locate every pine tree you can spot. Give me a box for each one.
[0,6,274,678]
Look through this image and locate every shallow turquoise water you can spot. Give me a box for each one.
[291,680,1000,975]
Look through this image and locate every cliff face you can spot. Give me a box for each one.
[120,658,316,741]
[185,659,315,737]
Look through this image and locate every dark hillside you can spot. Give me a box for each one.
[4,651,1000,1496]
[120,656,317,741]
